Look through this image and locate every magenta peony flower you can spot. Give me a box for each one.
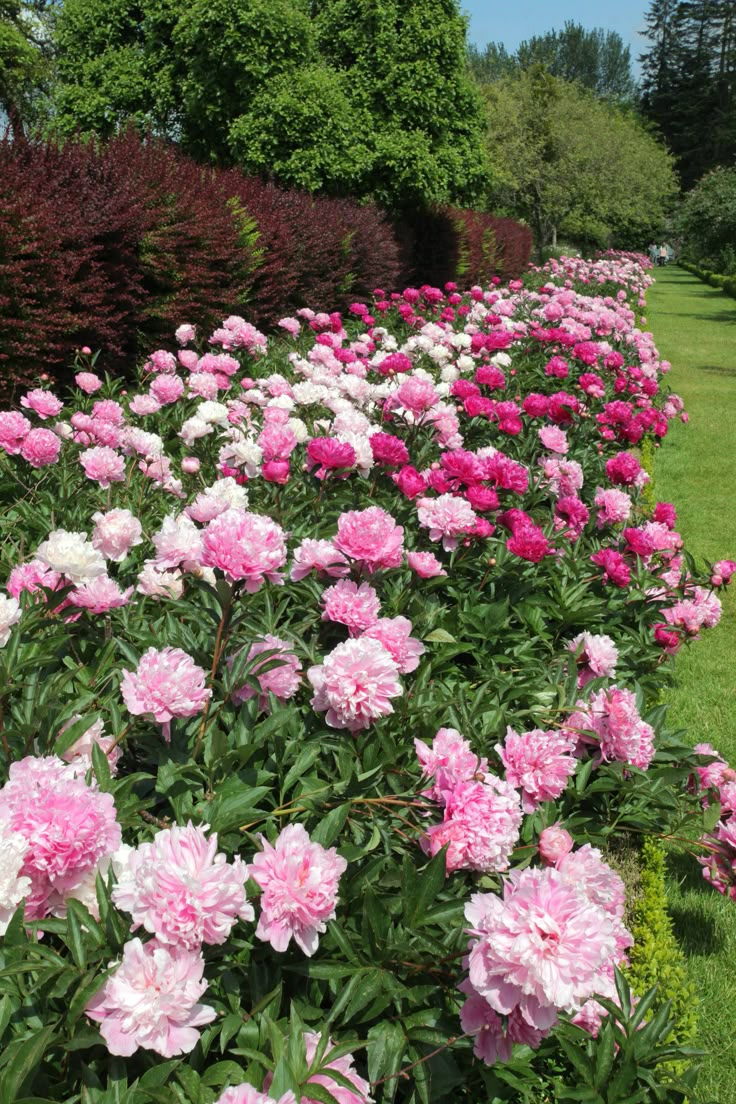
[369,432,410,468]
[507,521,551,563]
[415,727,488,802]
[92,508,143,562]
[20,388,64,420]
[497,727,577,812]
[416,494,477,551]
[605,451,646,487]
[0,755,121,918]
[248,823,347,956]
[306,437,356,479]
[590,548,631,587]
[86,937,215,1056]
[308,638,402,732]
[112,822,253,949]
[79,446,125,488]
[229,635,302,711]
[407,550,447,578]
[202,509,287,590]
[333,507,404,572]
[422,776,521,874]
[362,616,425,673]
[20,427,61,468]
[121,646,211,741]
[321,579,381,634]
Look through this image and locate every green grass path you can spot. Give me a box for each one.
[646,266,736,1104]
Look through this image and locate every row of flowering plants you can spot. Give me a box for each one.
[0,252,731,1103]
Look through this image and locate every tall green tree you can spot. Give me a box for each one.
[0,0,54,129]
[482,67,677,256]
[48,0,490,209]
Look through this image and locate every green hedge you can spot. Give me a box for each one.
[678,260,736,300]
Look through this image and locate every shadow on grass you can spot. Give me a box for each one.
[666,852,724,956]
[697,365,736,376]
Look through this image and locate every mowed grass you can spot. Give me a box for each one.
[646,266,736,1103]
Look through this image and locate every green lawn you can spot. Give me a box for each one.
[645,266,736,1104]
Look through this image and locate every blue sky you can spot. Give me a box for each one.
[461,1,650,72]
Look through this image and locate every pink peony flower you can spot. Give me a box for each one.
[362,616,425,674]
[152,513,204,571]
[175,323,196,345]
[407,550,447,577]
[136,562,184,599]
[121,646,211,741]
[202,509,287,590]
[333,507,404,572]
[567,632,619,686]
[20,388,64,420]
[321,579,381,634]
[422,776,522,874]
[86,937,216,1057]
[129,394,162,416]
[248,823,347,956]
[572,687,655,769]
[415,727,488,802]
[229,635,302,711]
[75,371,103,394]
[80,446,125,488]
[20,427,61,468]
[369,432,410,468]
[538,425,569,453]
[416,495,477,551]
[216,1088,296,1104]
[594,487,632,528]
[92,508,143,562]
[0,755,121,918]
[396,377,439,417]
[507,521,551,563]
[0,410,31,455]
[308,638,402,732]
[59,716,121,777]
[306,438,356,479]
[590,548,631,587]
[7,558,61,600]
[497,727,577,812]
[538,825,574,865]
[70,576,133,614]
[290,539,349,582]
[112,822,253,949]
[150,373,185,405]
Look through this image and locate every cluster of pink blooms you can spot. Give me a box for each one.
[497,727,577,813]
[461,844,631,1063]
[692,744,736,899]
[567,687,656,770]
[416,729,522,873]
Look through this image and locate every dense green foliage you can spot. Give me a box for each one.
[640,0,736,188]
[481,68,677,256]
[47,0,490,209]
[468,21,637,101]
[677,166,736,274]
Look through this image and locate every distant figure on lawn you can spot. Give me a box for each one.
[649,242,658,265]
[658,243,669,266]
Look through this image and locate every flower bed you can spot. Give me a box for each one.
[0,253,732,1101]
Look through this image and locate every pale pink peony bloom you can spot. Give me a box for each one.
[556,845,627,922]
[150,373,185,405]
[396,377,439,417]
[308,638,402,732]
[136,562,184,600]
[415,727,488,802]
[70,576,133,614]
[129,394,162,416]
[121,646,211,741]
[538,825,574,865]
[465,865,618,1032]
[146,349,177,374]
[75,371,103,394]
[175,323,196,345]
[20,388,64,420]
[36,529,107,584]
[86,937,216,1057]
[0,755,121,918]
[460,995,543,1066]
[216,1087,296,1104]
[202,509,287,591]
[539,457,583,497]
[407,550,447,578]
[567,632,619,687]
[0,593,21,646]
[181,456,201,474]
[362,616,425,673]
[321,579,381,634]
[277,316,301,336]
[538,425,569,453]
[0,817,32,934]
[594,487,632,528]
[229,635,302,712]
[91,399,125,425]
[416,494,478,551]
[333,507,404,572]
[422,777,522,874]
[20,427,61,467]
[0,410,31,454]
[152,513,204,571]
[497,727,577,812]
[92,509,143,562]
[80,446,126,488]
[290,539,349,581]
[248,823,347,956]
[112,822,253,949]
[59,716,121,777]
[301,1032,374,1104]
